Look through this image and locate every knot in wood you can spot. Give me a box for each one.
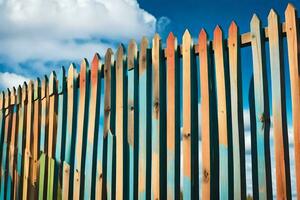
[203,169,210,183]
[183,132,191,139]
[104,106,111,113]
[153,101,159,111]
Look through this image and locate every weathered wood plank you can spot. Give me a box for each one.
[101,49,114,200]
[151,33,162,200]
[0,89,12,199]
[166,32,180,200]
[127,39,137,200]
[22,81,33,200]
[7,88,17,200]
[63,64,77,199]
[214,25,231,199]
[250,14,272,199]
[228,22,246,199]
[268,9,291,199]
[115,44,126,200]
[38,76,48,200]
[198,29,213,199]
[29,79,40,199]
[54,66,67,199]
[285,4,300,198]
[46,72,58,199]
[73,59,89,200]
[138,37,149,200]
[15,84,27,200]
[84,54,102,199]
[182,30,199,199]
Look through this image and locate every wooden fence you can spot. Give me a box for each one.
[0,3,299,200]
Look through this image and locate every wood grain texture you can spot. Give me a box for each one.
[182,29,199,199]
[250,14,271,199]
[46,72,58,199]
[285,4,300,198]
[84,54,102,200]
[22,81,33,200]
[0,89,12,199]
[268,9,291,199]
[166,32,180,200]
[138,37,149,200]
[198,29,212,199]
[127,39,137,200]
[115,44,126,200]
[151,33,161,200]
[29,79,40,199]
[214,25,232,199]
[63,64,77,199]
[228,22,246,200]
[73,59,89,200]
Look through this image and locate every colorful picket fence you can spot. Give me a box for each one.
[0,3,300,200]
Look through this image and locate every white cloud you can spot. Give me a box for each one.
[0,0,159,79]
[0,72,29,89]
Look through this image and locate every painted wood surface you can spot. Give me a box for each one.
[198,29,213,200]
[250,14,272,199]
[138,37,149,200]
[73,59,89,200]
[22,81,33,200]
[268,9,291,199]
[213,25,231,199]
[127,39,137,200]
[115,44,126,200]
[46,72,58,199]
[63,64,77,199]
[84,54,102,200]
[285,4,300,198]
[166,32,180,200]
[228,22,246,200]
[151,33,163,200]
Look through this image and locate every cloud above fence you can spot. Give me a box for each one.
[0,0,167,89]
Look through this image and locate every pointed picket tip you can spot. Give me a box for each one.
[214,25,223,37]
[105,48,114,58]
[92,53,102,73]
[58,66,66,94]
[17,85,22,104]
[116,44,125,70]
[28,80,34,97]
[167,32,175,41]
[128,40,138,70]
[268,9,278,20]
[285,3,296,14]
[80,58,89,72]
[229,21,238,33]
[117,44,125,56]
[251,14,261,26]
[49,71,57,95]
[199,28,208,41]
[183,29,191,38]
[34,78,41,100]
[141,36,149,46]
[153,33,161,41]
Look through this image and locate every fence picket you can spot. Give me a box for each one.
[228,22,246,199]
[22,81,33,200]
[250,14,272,199]
[285,4,300,198]
[116,44,126,200]
[268,9,291,199]
[166,32,180,200]
[138,37,149,200]
[7,88,17,199]
[15,84,27,200]
[84,54,102,199]
[127,39,137,200]
[73,59,89,200]
[63,64,77,199]
[54,66,67,199]
[38,76,48,200]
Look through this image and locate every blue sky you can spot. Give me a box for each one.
[0,0,299,198]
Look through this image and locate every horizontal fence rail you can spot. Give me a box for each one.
[0,3,300,200]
